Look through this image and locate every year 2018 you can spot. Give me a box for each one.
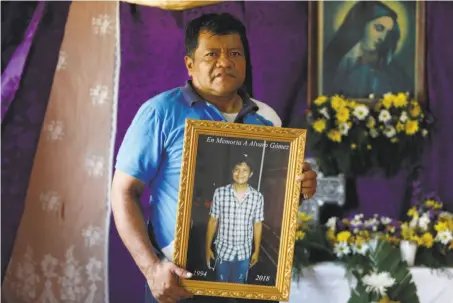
[255,275,270,282]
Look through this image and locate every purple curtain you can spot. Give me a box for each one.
[1,2,71,281]
[1,1,46,122]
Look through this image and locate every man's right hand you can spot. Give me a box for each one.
[147,261,193,303]
[206,248,215,269]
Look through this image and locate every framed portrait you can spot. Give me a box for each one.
[308,0,426,104]
[173,120,307,301]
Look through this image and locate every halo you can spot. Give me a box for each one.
[332,0,409,55]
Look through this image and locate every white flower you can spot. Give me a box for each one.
[326,217,337,229]
[338,122,350,135]
[380,217,392,225]
[334,242,350,258]
[319,107,330,119]
[82,225,103,247]
[353,105,369,120]
[369,93,375,99]
[383,126,396,138]
[418,213,430,231]
[352,242,369,255]
[85,155,104,177]
[368,129,378,138]
[378,110,391,122]
[409,217,419,229]
[399,111,408,122]
[362,271,395,296]
[422,129,429,137]
[435,230,453,245]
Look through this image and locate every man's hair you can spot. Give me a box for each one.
[184,13,248,58]
[231,153,255,173]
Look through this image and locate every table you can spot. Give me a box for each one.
[284,262,453,303]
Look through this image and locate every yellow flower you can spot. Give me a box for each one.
[337,231,352,242]
[331,95,346,111]
[328,130,342,142]
[327,230,336,242]
[296,230,306,240]
[336,107,350,122]
[407,207,418,218]
[378,296,400,303]
[396,121,405,132]
[393,93,408,107]
[366,117,376,128]
[410,102,421,117]
[391,137,399,143]
[298,212,312,222]
[421,232,434,248]
[382,95,393,109]
[426,199,443,209]
[313,119,326,133]
[351,143,357,149]
[347,99,358,108]
[367,144,372,150]
[410,235,422,245]
[314,95,328,105]
[405,120,419,135]
[435,221,449,232]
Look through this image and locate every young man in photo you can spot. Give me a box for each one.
[205,154,263,284]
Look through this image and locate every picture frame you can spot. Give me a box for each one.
[308,0,426,104]
[173,119,307,301]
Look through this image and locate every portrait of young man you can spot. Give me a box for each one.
[111,12,317,303]
[205,154,263,284]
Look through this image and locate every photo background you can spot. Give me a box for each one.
[320,0,417,96]
[186,134,290,286]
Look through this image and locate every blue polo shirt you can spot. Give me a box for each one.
[115,81,281,259]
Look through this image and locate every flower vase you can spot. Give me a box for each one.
[368,236,379,252]
[400,240,417,266]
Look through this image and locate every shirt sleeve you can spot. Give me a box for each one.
[115,102,165,185]
[255,193,264,223]
[210,188,220,218]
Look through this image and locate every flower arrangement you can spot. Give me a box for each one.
[306,93,433,177]
[400,194,453,267]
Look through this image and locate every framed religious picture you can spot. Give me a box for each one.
[173,119,307,301]
[308,0,426,104]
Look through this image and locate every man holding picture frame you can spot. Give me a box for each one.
[111,12,317,303]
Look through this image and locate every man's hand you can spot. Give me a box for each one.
[249,251,259,267]
[206,248,215,269]
[297,162,317,203]
[147,261,193,303]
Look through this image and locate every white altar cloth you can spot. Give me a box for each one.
[284,262,453,303]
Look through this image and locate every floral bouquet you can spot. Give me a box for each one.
[371,93,432,176]
[402,194,453,267]
[306,93,433,177]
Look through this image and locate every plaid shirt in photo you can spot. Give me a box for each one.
[210,184,264,262]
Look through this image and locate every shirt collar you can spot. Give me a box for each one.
[181,80,258,111]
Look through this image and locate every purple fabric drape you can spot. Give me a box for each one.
[1,1,46,123]
[1,2,71,281]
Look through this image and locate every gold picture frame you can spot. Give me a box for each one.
[173,119,307,301]
[308,0,426,104]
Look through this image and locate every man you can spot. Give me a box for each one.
[111,13,317,303]
[206,154,263,284]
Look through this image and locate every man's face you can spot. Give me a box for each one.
[232,162,253,185]
[184,30,246,97]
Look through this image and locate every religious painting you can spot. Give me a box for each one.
[308,0,426,103]
[173,120,306,301]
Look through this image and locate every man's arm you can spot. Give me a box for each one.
[205,217,218,253]
[206,190,219,267]
[111,170,192,302]
[253,221,263,255]
[111,170,159,278]
[250,194,264,267]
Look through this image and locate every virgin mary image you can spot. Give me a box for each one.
[323,1,413,99]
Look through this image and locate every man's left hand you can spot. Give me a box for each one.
[297,162,317,203]
[249,251,259,267]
